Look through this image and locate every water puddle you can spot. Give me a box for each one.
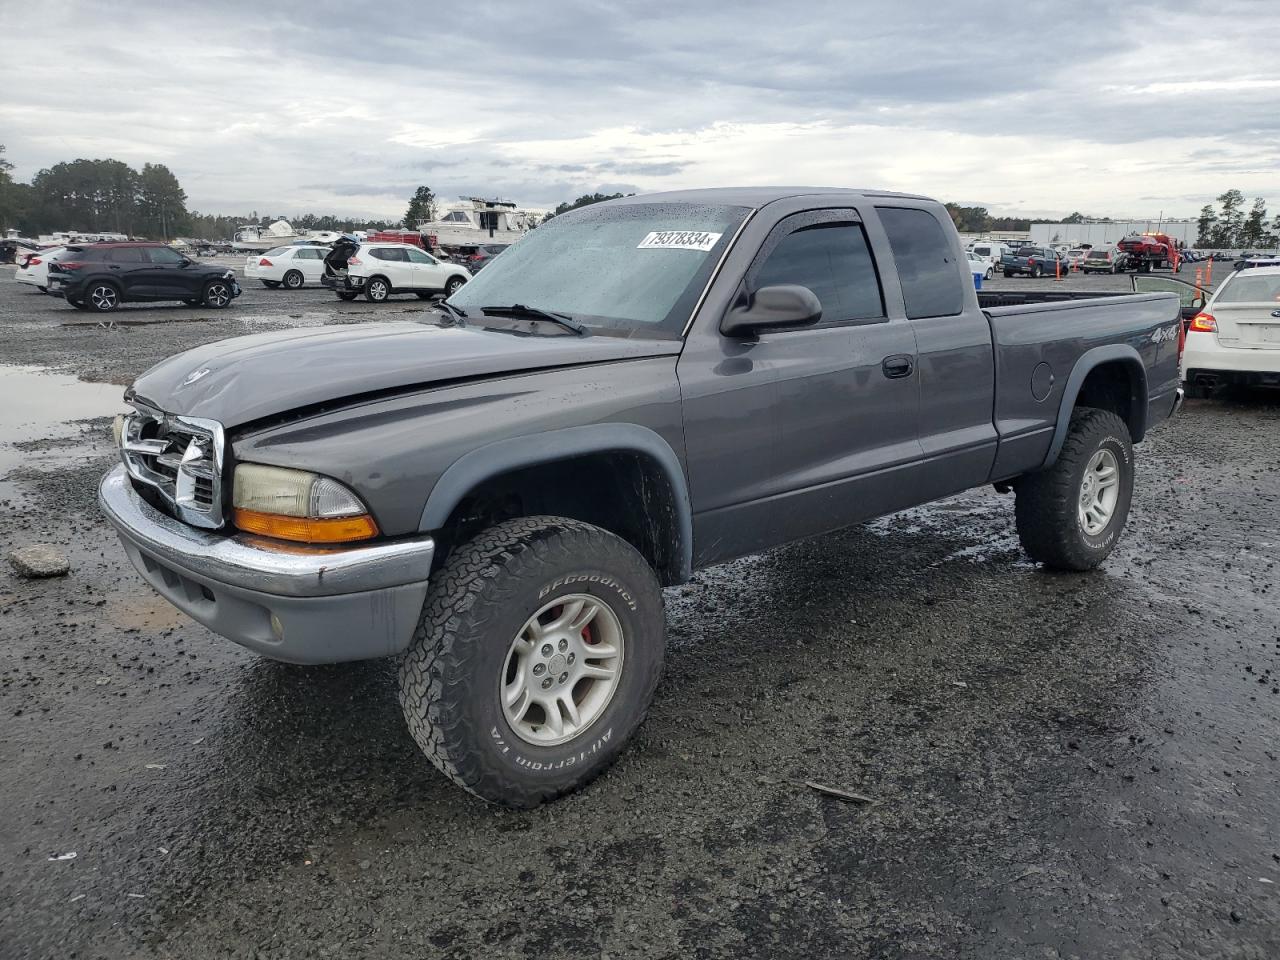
[0,365,127,480]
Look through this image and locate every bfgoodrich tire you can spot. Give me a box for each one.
[1014,407,1134,571]
[399,516,666,808]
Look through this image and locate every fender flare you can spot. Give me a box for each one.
[419,423,693,582]
[1042,344,1148,469]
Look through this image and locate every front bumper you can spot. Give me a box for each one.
[98,465,434,663]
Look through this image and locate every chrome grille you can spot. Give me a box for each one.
[119,404,226,528]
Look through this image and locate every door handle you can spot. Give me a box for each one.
[882,354,914,379]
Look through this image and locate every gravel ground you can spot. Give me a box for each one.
[1,268,1278,959]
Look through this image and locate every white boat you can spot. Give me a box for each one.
[231,220,302,252]
[416,198,542,251]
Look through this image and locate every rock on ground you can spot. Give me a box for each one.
[8,544,71,578]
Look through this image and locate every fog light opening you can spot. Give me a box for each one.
[270,613,285,641]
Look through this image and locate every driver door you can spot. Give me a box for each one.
[1132,274,1207,324]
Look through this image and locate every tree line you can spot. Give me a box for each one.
[1196,190,1279,249]
[0,146,399,240]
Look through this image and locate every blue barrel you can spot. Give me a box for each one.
[972,271,984,291]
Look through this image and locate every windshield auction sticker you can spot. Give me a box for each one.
[637,231,723,252]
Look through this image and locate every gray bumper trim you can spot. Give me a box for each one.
[99,464,435,599]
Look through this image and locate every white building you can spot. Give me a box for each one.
[1029,219,1199,249]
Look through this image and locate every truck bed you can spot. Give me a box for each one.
[980,291,1183,482]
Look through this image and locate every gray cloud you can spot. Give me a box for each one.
[2,0,1278,218]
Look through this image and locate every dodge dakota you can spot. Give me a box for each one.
[100,187,1185,806]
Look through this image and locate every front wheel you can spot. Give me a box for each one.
[985,267,994,280]
[399,516,666,808]
[1014,408,1134,571]
[444,275,467,297]
[203,279,234,308]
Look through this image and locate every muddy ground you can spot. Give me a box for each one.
[1,269,1277,959]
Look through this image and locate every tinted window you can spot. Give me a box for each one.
[877,207,963,318]
[105,247,145,263]
[971,246,991,257]
[405,248,432,263]
[370,247,408,262]
[146,246,185,265]
[754,222,884,323]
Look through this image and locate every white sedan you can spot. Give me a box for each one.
[966,252,994,280]
[1182,265,1280,396]
[244,245,330,289]
[14,246,67,292]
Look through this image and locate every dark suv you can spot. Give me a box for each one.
[47,242,241,313]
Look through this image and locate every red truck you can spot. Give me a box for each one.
[1117,232,1181,273]
[365,229,439,251]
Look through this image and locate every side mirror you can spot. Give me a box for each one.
[721,284,822,338]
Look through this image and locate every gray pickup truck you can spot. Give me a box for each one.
[100,188,1185,807]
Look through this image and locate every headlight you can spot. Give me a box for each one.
[231,464,378,544]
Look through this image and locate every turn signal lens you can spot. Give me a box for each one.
[232,508,378,544]
[1188,312,1217,333]
[232,464,377,543]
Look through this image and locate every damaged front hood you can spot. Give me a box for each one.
[129,321,681,428]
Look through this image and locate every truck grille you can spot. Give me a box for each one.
[119,405,226,528]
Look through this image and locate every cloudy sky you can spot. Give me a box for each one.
[4,0,1279,220]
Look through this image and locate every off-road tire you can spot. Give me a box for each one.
[399,516,666,808]
[1014,407,1134,571]
[282,270,304,289]
[365,276,391,302]
[261,280,281,289]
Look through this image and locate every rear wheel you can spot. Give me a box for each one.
[1014,407,1133,571]
[86,282,121,313]
[399,516,666,807]
[261,280,281,289]
[282,270,304,290]
[1031,265,1043,279]
[365,276,390,302]
[1004,270,1014,278]
[202,279,233,308]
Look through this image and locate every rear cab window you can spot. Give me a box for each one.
[876,206,964,319]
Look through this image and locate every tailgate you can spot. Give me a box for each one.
[1213,304,1280,348]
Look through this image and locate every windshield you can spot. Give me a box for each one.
[1216,273,1280,304]
[1086,250,1112,259]
[447,201,750,336]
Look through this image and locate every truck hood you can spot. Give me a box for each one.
[129,321,682,428]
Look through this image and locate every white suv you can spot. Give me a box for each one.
[322,241,471,303]
[244,245,330,289]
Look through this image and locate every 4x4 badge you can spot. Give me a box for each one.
[181,367,211,386]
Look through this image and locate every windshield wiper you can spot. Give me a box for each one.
[434,300,468,326]
[481,304,588,336]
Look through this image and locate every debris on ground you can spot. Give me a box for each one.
[8,545,71,579]
[803,781,877,805]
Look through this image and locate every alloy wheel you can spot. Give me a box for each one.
[1078,448,1120,535]
[500,594,625,747]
